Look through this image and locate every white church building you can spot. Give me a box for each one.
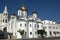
[0,5,60,39]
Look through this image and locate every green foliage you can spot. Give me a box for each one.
[37,29,46,37]
[3,27,7,32]
[18,29,24,36]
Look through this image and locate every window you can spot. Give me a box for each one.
[25,24,26,27]
[44,26,47,29]
[45,32,47,36]
[43,27,45,29]
[3,19,4,23]
[57,32,60,34]
[35,32,37,34]
[30,24,31,27]
[35,24,36,27]
[4,13,7,15]
[38,25,39,28]
[20,24,22,27]
[49,26,51,29]
[25,32,26,35]
[5,19,7,23]
[53,27,55,29]
[6,13,7,15]
[53,31,56,35]
[11,22,14,29]
[30,32,32,35]
[50,31,52,35]
[44,22,45,23]
[56,27,58,29]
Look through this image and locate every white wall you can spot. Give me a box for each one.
[16,20,27,38]
[28,21,38,38]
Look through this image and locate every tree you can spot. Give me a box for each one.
[3,27,7,32]
[0,27,8,39]
[37,29,46,37]
[18,29,24,38]
[0,30,3,39]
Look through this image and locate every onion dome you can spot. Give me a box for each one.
[32,10,37,18]
[18,6,27,11]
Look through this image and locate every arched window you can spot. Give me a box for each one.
[30,24,31,27]
[25,24,26,27]
[3,19,4,23]
[25,32,26,35]
[5,19,7,23]
[50,31,52,35]
[30,32,32,35]
[20,24,22,27]
[38,25,39,28]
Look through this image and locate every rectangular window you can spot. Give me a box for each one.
[35,24,37,29]
[6,13,7,15]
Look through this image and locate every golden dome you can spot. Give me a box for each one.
[21,6,27,11]
[18,6,27,11]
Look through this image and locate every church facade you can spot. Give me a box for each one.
[0,5,60,39]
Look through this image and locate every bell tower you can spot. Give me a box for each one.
[3,5,8,23]
[3,5,8,13]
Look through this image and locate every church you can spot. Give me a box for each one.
[0,4,60,39]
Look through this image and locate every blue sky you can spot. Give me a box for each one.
[0,0,60,23]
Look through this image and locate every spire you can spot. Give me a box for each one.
[18,0,27,11]
[32,8,37,14]
[3,5,8,13]
[5,5,7,11]
[21,0,24,6]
